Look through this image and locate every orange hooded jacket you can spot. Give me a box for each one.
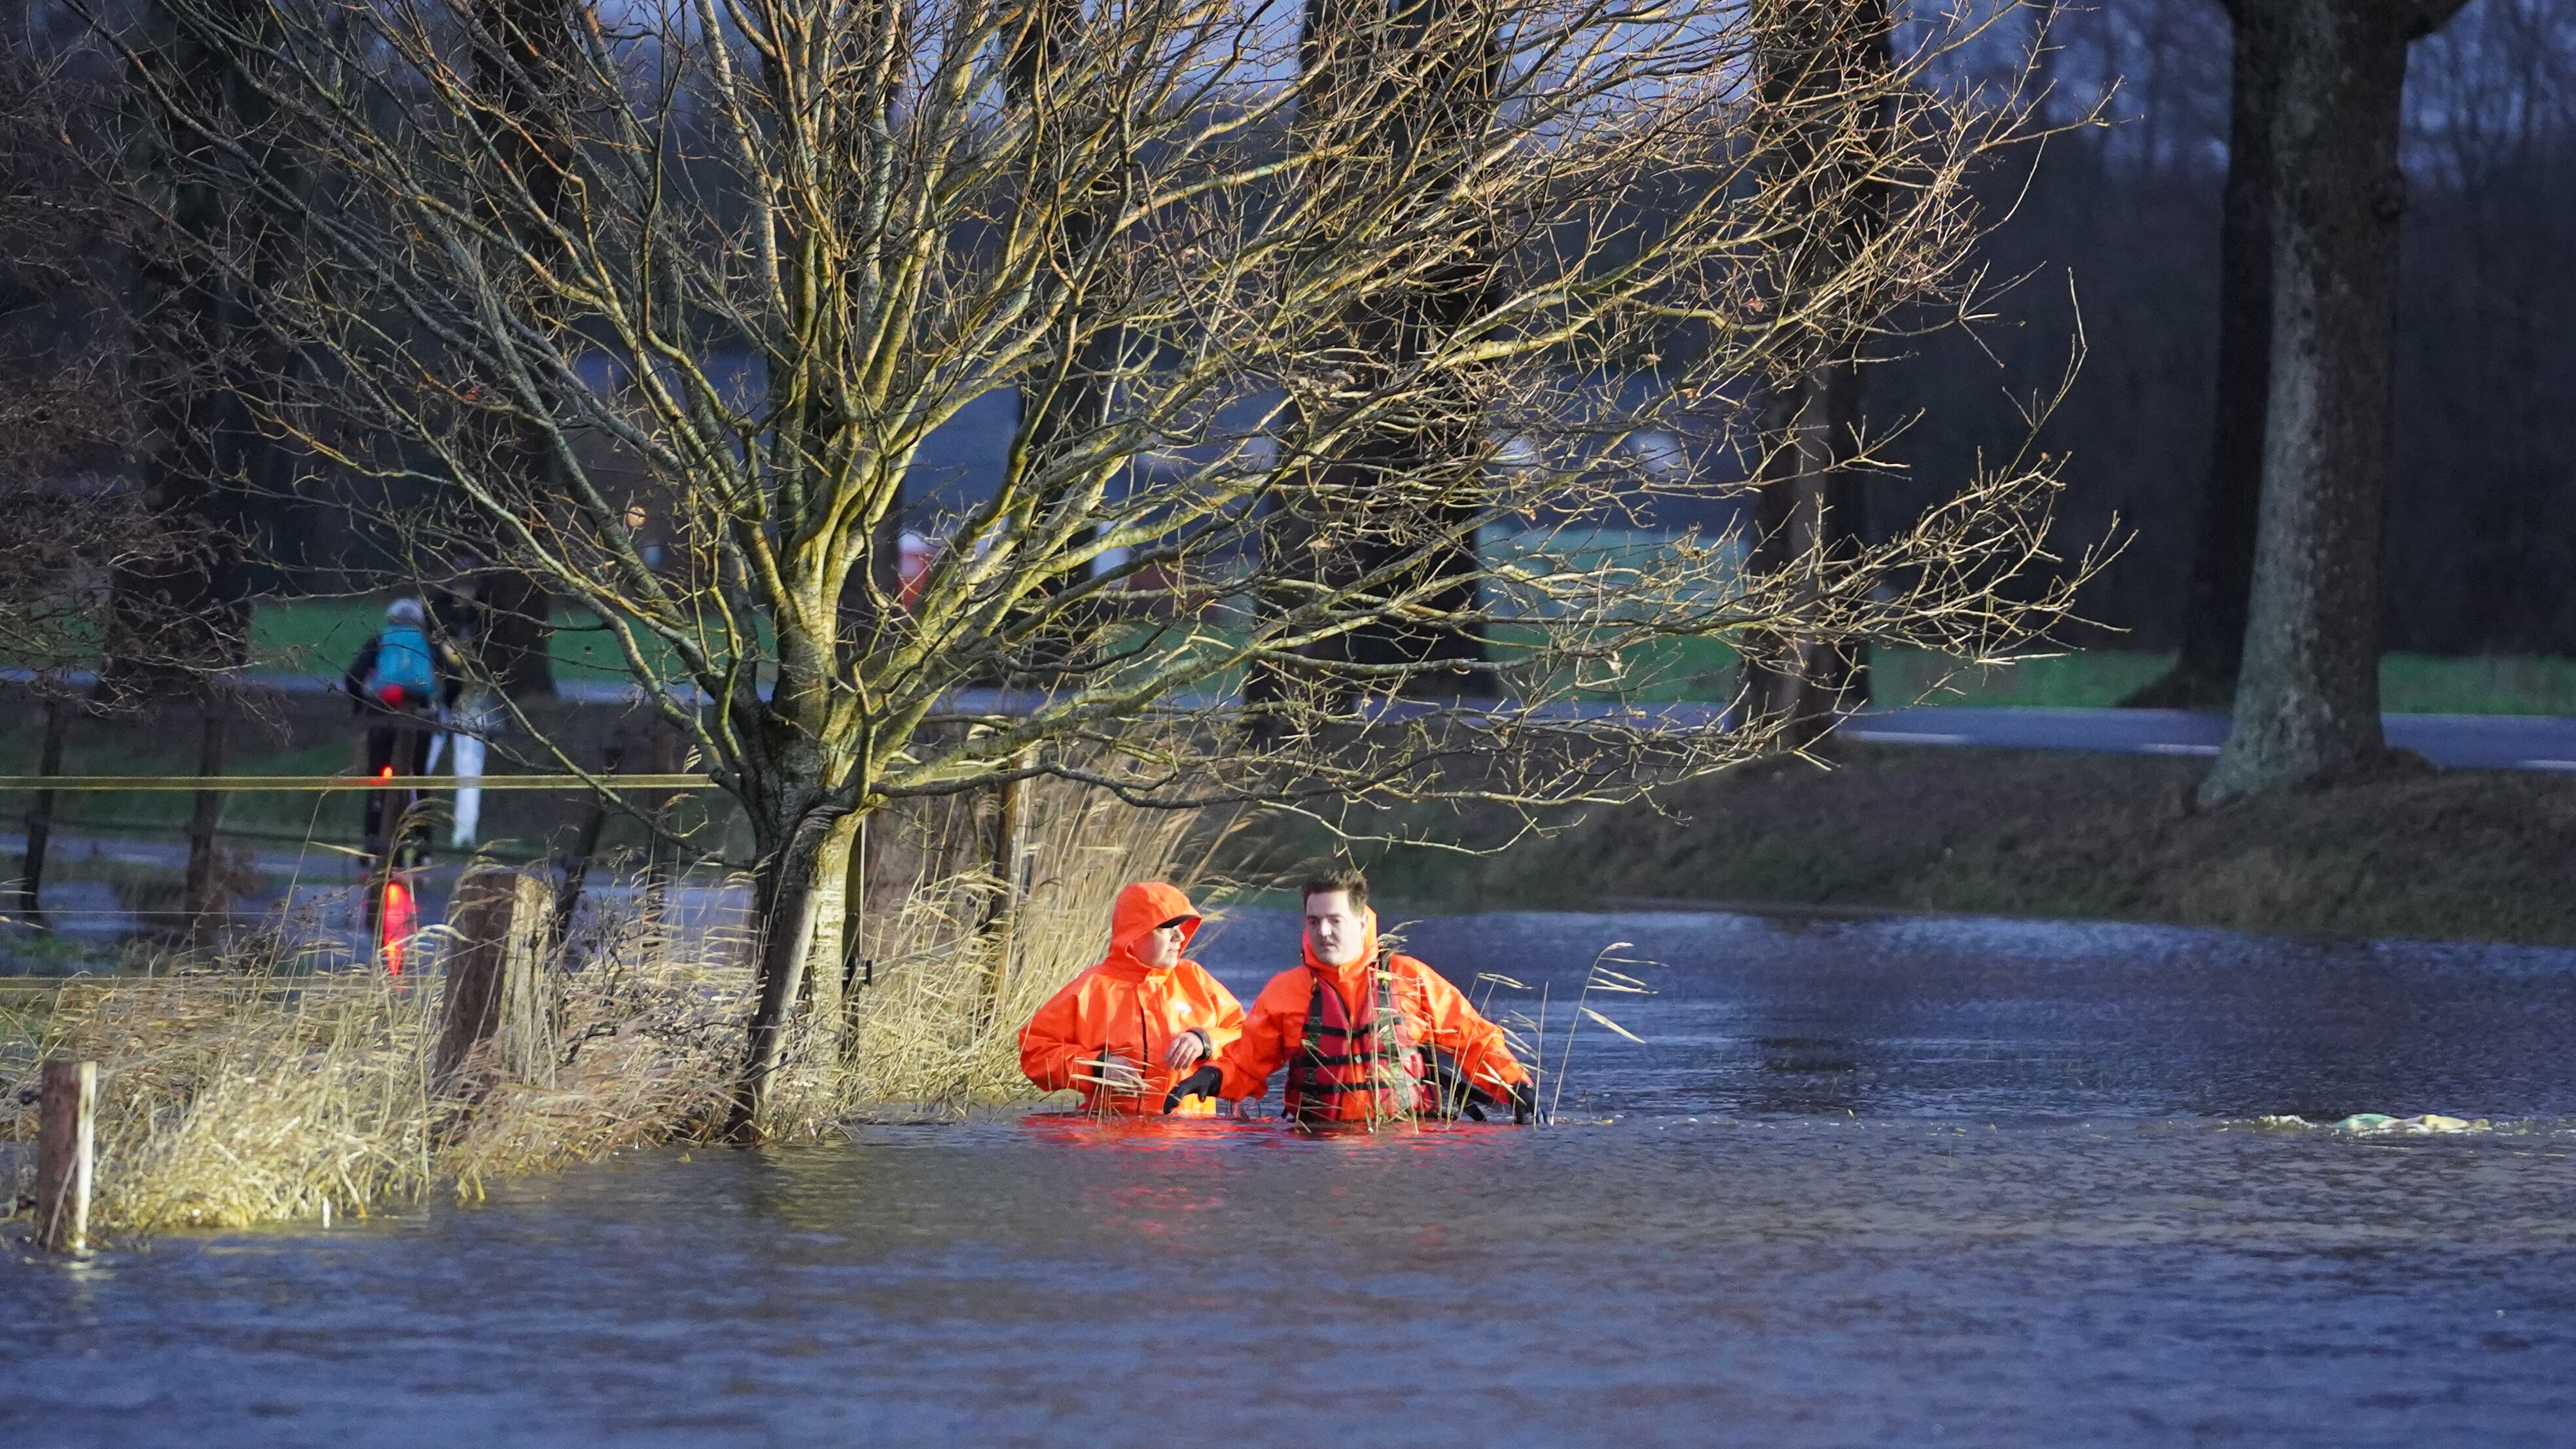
[1215,906,1528,1120]
[1018,882,1247,1115]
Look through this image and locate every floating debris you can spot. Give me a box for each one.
[2331,1113,2491,1135]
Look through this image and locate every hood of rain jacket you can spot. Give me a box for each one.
[1101,880,1202,977]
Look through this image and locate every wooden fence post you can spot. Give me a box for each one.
[35,1057,94,1254]
[978,749,1037,1014]
[433,868,556,1099]
[181,701,230,939]
[550,743,622,961]
[16,697,69,926]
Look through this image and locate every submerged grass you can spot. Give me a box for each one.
[0,774,1217,1237]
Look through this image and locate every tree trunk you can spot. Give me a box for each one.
[2202,0,2458,803]
[464,0,578,703]
[1253,0,1497,706]
[1744,361,1871,745]
[2124,3,2281,711]
[726,805,859,1140]
[108,0,262,700]
[1741,0,1887,747]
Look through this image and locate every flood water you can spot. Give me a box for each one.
[10,908,2576,1447]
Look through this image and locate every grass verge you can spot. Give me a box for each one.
[1258,745,2576,946]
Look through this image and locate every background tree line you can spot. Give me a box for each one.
[1880,0,2575,659]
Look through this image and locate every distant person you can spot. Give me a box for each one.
[1020,882,1246,1116]
[344,597,444,859]
[897,531,935,608]
[1216,867,1538,1124]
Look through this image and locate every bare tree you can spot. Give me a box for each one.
[1738,0,1895,746]
[111,0,2089,1133]
[2200,0,2472,802]
[2,5,257,930]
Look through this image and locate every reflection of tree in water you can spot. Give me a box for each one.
[1748,1035,1868,1116]
[1719,918,1932,1118]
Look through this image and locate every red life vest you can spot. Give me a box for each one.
[1283,953,1431,1124]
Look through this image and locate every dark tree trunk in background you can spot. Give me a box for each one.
[476,567,556,696]
[1742,0,1888,747]
[2202,0,2471,803]
[14,698,69,926]
[1745,364,1870,743]
[1255,0,1498,707]
[2123,1,2281,711]
[107,0,263,701]
[465,0,577,700]
[999,0,1115,684]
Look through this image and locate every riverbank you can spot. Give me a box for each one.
[1336,745,2576,946]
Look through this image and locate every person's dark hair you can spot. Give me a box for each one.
[1300,866,1369,910]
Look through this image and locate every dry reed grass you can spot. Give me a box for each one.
[0,774,1214,1234]
[840,778,1234,1114]
[0,903,747,1234]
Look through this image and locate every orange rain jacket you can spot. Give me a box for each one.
[1018,882,1247,1115]
[1215,906,1530,1120]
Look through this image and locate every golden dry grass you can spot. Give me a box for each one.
[1,916,745,1234]
[840,779,1236,1113]
[0,776,1215,1236]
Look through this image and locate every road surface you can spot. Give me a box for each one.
[1846,706,2576,772]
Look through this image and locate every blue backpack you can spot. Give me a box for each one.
[374,623,437,697]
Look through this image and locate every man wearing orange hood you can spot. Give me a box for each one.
[1216,867,1538,1124]
[1019,882,1247,1115]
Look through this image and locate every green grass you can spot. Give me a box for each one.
[1870,649,2176,709]
[2374,654,2576,714]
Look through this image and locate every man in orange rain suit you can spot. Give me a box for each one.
[1215,866,1540,1125]
[1019,882,1247,1116]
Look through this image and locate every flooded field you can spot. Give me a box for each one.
[9,908,2575,1446]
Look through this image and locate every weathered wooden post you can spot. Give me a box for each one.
[433,868,556,1100]
[978,748,1038,1014]
[35,1056,95,1254]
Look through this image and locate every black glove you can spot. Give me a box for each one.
[1510,1081,1546,1126]
[1162,1065,1223,1114]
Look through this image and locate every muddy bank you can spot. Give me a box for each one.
[1319,746,2576,946]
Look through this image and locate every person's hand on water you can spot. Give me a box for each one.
[1164,1028,1210,1070]
[1510,1081,1547,1126]
[1162,1064,1222,1113]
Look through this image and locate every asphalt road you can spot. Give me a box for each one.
[1846,706,2576,773]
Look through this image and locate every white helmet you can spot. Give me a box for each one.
[386,597,425,626]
